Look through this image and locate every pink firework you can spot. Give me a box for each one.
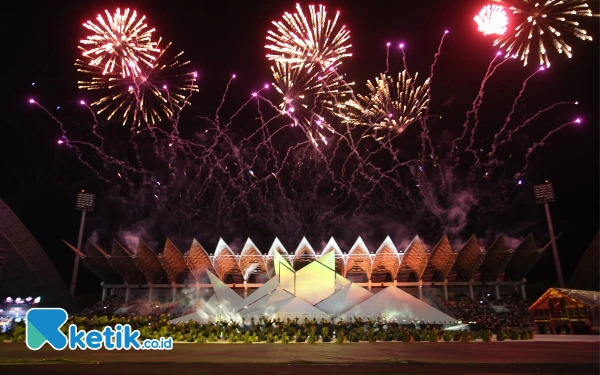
[475,4,508,36]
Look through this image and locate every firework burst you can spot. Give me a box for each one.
[475,4,509,35]
[265,3,352,70]
[29,5,588,246]
[79,8,160,78]
[267,3,354,146]
[271,60,353,145]
[335,71,430,135]
[77,38,198,126]
[491,0,597,67]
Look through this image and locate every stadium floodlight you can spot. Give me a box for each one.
[76,192,95,211]
[70,191,95,296]
[533,183,555,203]
[533,182,564,287]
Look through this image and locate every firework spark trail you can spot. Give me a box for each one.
[245,98,291,206]
[464,55,512,159]
[342,34,445,220]
[29,100,68,142]
[421,31,448,165]
[399,43,410,77]
[143,80,203,180]
[269,63,371,210]
[133,123,161,174]
[489,67,544,154]
[215,75,236,124]
[428,30,449,86]
[384,43,391,74]
[228,99,288,210]
[351,157,419,215]
[451,53,505,158]
[489,101,578,161]
[167,73,199,139]
[29,100,125,184]
[416,31,449,196]
[81,102,105,151]
[333,121,410,208]
[516,119,580,179]
[189,85,301,219]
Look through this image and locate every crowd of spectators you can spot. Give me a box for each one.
[442,294,533,331]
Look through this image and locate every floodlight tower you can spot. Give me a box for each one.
[533,182,564,287]
[70,191,95,296]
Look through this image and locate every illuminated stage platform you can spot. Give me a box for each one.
[169,251,457,324]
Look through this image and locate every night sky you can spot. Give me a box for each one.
[2,1,598,296]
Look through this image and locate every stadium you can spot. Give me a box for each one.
[3,197,598,335]
[64,233,540,307]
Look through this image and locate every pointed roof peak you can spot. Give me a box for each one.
[349,236,369,254]
[137,239,157,255]
[268,237,288,255]
[403,235,424,252]
[215,238,234,256]
[376,236,399,254]
[188,238,207,255]
[323,237,342,254]
[241,237,259,254]
[431,235,452,254]
[163,238,182,254]
[295,237,315,255]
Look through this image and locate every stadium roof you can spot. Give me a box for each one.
[0,199,76,311]
[567,232,599,291]
[66,233,547,286]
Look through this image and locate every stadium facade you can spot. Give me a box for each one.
[65,233,546,304]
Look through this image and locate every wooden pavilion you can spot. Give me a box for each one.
[529,288,599,334]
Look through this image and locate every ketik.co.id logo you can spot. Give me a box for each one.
[26,308,172,350]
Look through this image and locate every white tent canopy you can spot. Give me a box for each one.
[341,286,457,323]
[244,297,330,321]
[316,283,373,315]
[170,256,458,325]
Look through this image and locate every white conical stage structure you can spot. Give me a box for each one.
[340,286,457,323]
[171,252,457,324]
